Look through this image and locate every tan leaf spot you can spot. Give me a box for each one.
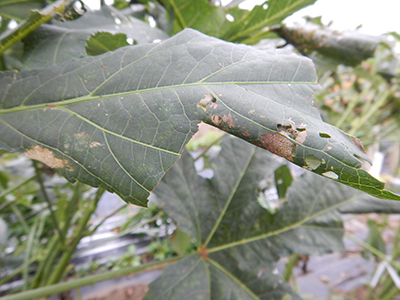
[227,114,234,128]
[211,115,222,126]
[295,130,308,143]
[23,145,72,170]
[260,132,294,161]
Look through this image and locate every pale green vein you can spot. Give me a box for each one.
[57,106,180,157]
[179,160,203,244]
[0,80,317,115]
[227,0,315,42]
[207,193,358,254]
[151,256,203,300]
[203,146,256,248]
[206,258,261,300]
[103,132,150,193]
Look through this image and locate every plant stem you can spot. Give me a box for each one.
[0,256,183,300]
[0,175,36,210]
[345,234,400,271]
[193,134,225,162]
[30,234,60,288]
[334,91,363,129]
[73,211,163,258]
[32,161,65,246]
[10,204,29,234]
[348,89,391,136]
[89,203,127,234]
[0,0,76,55]
[378,221,400,299]
[60,182,83,238]
[282,254,299,282]
[168,0,187,31]
[46,188,104,285]
[202,147,255,248]
[22,218,39,291]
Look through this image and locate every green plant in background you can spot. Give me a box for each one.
[1,0,400,299]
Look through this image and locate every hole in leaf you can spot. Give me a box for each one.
[148,15,156,28]
[277,123,292,131]
[305,154,322,170]
[197,94,215,111]
[226,14,234,22]
[322,171,338,179]
[319,133,331,138]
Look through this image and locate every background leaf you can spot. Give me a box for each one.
[150,135,398,298]
[22,6,168,69]
[221,0,317,43]
[85,32,131,56]
[160,0,228,37]
[0,0,44,21]
[159,0,316,44]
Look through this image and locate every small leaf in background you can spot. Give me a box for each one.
[160,0,316,44]
[169,229,193,256]
[0,217,7,246]
[85,32,131,56]
[221,0,317,43]
[0,0,45,22]
[160,0,228,37]
[274,164,293,200]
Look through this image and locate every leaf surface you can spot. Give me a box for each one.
[0,28,398,206]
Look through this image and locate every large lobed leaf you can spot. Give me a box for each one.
[0,29,399,206]
[148,135,400,299]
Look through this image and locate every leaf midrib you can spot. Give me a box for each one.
[0,80,318,115]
